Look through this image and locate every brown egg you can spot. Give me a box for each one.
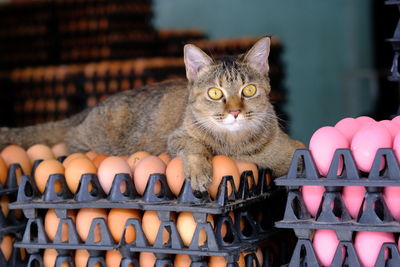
[119,155,128,161]
[209,253,245,267]
[1,144,32,175]
[51,143,68,158]
[166,157,185,196]
[174,254,191,267]
[65,157,97,193]
[76,208,107,242]
[92,154,109,168]
[34,159,65,193]
[105,250,122,267]
[26,144,55,164]
[44,209,76,241]
[139,252,156,267]
[142,210,172,245]
[43,249,58,267]
[235,160,259,185]
[43,249,70,267]
[127,151,151,173]
[107,209,141,243]
[0,156,8,185]
[0,235,14,261]
[133,156,166,195]
[158,152,171,165]
[62,153,89,168]
[85,151,98,160]
[209,155,240,199]
[0,195,9,217]
[176,212,214,247]
[75,249,90,267]
[97,156,131,194]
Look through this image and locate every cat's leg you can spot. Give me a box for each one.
[167,128,213,192]
[237,131,305,178]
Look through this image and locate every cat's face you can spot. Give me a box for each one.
[184,38,275,135]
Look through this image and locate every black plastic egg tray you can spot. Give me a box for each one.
[274,148,400,267]
[10,166,274,215]
[0,163,29,266]
[8,164,292,267]
[24,234,292,267]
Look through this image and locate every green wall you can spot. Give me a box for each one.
[153,0,374,144]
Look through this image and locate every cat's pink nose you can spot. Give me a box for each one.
[229,109,241,118]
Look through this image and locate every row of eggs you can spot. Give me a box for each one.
[309,115,400,175]
[301,185,400,220]
[43,208,248,248]
[0,143,258,199]
[42,248,263,267]
[0,235,262,267]
[312,229,399,267]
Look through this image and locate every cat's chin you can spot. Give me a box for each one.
[218,121,243,132]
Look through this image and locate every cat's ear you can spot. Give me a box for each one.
[184,44,213,82]
[243,37,271,76]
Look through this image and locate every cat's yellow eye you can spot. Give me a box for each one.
[242,84,257,97]
[208,87,223,100]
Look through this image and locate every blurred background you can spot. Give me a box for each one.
[0,0,398,144]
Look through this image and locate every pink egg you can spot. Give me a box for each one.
[334,118,362,142]
[309,126,349,176]
[391,115,400,126]
[354,231,394,267]
[301,186,325,217]
[133,156,166,195]
[97,156,132,194]
[313,229,341,266]
[351,123,392,172]
[356,116,376,126]
[383,187,400,220]
[394,133,400,163]
[379,120,400,140]
[342,186,366,219]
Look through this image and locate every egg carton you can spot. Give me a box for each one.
[0,206,26,237]
[0,233,28,267]
[285,238,400,267]
[25,251,263,267]
[0,163,23,195]
[12,200,283,254]
[9,167,277,217]
[0,163,27,237]
[273,148,400,233]
[23,234,292,267]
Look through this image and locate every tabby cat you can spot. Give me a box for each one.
[0,37,303,191]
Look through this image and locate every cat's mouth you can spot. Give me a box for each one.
[216,114,243,131]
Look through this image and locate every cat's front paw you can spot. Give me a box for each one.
[184,154,212,192]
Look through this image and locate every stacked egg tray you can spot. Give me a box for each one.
[9,163,292,267]
[275,148,400,266]
[0,163,28,266]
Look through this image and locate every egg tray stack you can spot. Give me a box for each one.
[9,161,292,267]
[274,147,400,266]
[9,65,85,126]
[55,0,158,64]
[7,57,185,126]
[0,0,54,69]
[0,163,29,266]
[80,57,185,108]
